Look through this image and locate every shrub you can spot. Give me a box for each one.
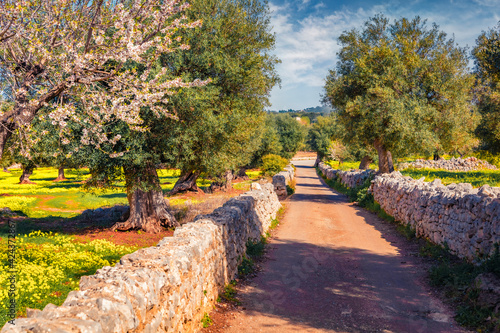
[261,154,288,176]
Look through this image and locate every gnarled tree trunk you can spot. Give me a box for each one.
[19,164,36,184]
[111,164,178,233]
[208,170,233,193]
[374,139,394,174]
[233,167,249,181]
[433,152,440,161]
[53,166,66,181]
[358,156,373,170]
[170,170,203,195]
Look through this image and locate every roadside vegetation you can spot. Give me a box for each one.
[0,231,136,327]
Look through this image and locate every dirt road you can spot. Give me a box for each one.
[223,159,468,333]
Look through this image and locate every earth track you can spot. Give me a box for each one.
[221,159,469,333]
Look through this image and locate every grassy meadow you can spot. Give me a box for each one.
[399,168,500,188]
[0,167,214,219]
[0,231,135,325]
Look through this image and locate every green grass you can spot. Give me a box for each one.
[323,157,500,188]
[325,160,377,171]
[0,231,137,327]
[0,167,214,219]
[201,313,213,328]
[424,243,500,332]
[400,168,500,188]
[216,281,240,305]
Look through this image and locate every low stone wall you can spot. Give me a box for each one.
[372,172,500,261]
[272,164,295,200]
[318,162,374,189]
[317,162,499,261]
[2,184,281,333]
[398,157,497,171]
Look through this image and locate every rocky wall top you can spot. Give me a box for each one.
[398,157,497,171]
[272,164,295,200]
[2,183,281,333]
[318,162,374,189]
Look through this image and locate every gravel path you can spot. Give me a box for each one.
[223,159,469,333]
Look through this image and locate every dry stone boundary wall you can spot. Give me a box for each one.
[318,162,374,189]
[318,162,500,262]
[398,156,497,171]
[272,164,295,200]
[2,184,281,333]
[371,172,500,261]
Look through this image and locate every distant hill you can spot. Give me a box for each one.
[269,105,333,113]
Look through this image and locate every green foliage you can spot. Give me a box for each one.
[325,160,378,171]
[0,231,137,327]
[307,115,337,159]
[426,244,500,332]
[261,154,288,176]
[201,313,213,328]
[268,113,307,159]
[471,151,500,168]
[237,256,255,276]
[218,282,240,305]
[238,237,267,276]
[251,115,283,166]
[160,0,280,178]
[400,168,500,188]
[246,238,267,258]
[324,15,479,166]
[473,23,500,154]
[396,223,416,240]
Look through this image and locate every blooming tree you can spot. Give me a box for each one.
[0,0,210,232]
[0,0,206,160]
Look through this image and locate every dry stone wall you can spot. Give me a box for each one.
[272,164,295,200]
[318,162,499,262]
[371,172,500,261]
[2,184,281,333]
[318,162,374,189]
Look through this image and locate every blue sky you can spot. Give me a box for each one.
[266,0,500,111]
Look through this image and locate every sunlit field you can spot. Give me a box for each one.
[0,231,137,326]
[324,158,500,188]
[0,167,213,219]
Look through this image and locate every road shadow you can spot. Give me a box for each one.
[236,239,461,333]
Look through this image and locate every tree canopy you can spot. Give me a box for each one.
[159,0,279,193]
[473,22,500,153]
[323,15,478,172]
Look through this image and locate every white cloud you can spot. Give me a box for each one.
[314,2,326,10]
[267,0,500,110]
[270,4,390,89]
[473,0,500,6]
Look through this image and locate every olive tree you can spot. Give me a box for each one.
[324,15,478,173]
